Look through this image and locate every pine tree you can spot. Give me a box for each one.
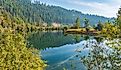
[117,7,121,29]
[84,18,90,32]
[75,17,80,29]
[84,18,89,28]
[97,21,103,31]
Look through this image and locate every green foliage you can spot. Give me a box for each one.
[115,7,121,31]
[75,17,80,29]
[97,21,103,31]
[84,18,90,32]
[101,22,120,37]
[117,7,121,17]
[0,6,46,70]
[100,7,121,37]
[84,18,90,28]
[0,0,110,25]
[116,17,121,30]
[117,17,121,27]
[0,27,46,70]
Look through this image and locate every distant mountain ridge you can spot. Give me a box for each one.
[0,0,113,25]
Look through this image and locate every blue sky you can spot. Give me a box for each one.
[37,0,121,17]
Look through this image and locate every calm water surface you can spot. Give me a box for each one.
[28,31,121,70]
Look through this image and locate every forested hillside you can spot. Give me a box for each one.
[0,2,47,69]
[0,0,112,25]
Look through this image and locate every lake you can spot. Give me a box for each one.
[28,31,121,70]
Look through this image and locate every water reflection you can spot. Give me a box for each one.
[28,31,121,70]
[28,31,88,50]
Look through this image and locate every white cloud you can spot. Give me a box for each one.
[39,0,121,17]
[68,0,121,17]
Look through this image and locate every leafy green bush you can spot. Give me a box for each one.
[0,24,46,70]
[101,22,120,38]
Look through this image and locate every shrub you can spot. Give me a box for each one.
[0,27,46,70]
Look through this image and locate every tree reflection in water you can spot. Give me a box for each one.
[80,37,121,70]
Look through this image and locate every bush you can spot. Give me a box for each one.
[0,27,46,70]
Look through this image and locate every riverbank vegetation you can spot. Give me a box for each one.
[65,7,121,38]
[0,5,46,70]
[0,0,121,69]
[69,8,121,70]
